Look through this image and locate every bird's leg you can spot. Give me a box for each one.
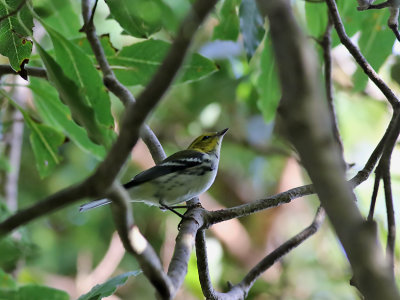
[159,201,185,218]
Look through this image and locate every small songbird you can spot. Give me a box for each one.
[79,128,228,213]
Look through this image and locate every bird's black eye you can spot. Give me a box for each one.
[202,135,211,141]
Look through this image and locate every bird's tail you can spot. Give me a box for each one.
[79,199,111,212]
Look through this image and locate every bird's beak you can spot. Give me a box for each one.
[217,128,229,136]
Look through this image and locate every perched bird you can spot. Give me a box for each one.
[80,128,228,213]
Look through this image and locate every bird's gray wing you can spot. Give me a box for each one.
[123,150,205,189]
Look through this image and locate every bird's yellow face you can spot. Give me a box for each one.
[187,128,228,153]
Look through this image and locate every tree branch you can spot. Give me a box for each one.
[196,208,325,299]
[0,65,47,80]
[321,13,344,157]
[107,183,174,298]
[256,1,400,299]
[205,184,314,225]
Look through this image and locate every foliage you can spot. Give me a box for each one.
[0,0,399,299]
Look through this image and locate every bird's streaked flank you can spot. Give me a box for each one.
[80,128,228,213]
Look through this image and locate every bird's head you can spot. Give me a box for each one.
[187,128,229,154]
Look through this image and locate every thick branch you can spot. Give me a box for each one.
[108,183,173,298]
[256,1,399,299]
[0,182,90,235]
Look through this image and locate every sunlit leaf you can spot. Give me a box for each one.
[305,1,328,38]
[256,36,281,122]
[107,40,218,86]
[33,0,81,38]
[105,0,175,38]
[213,0,240,41]
[353,10,394,91]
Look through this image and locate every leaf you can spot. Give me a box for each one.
[256,36,281,122]
[332,0,363,47]
[27,119,65,178]
[77,271,141,300]
[0,268,17,290]
[353,10,394,91]
[213,0,240,41]
[0,89,64,178]
[36,43,115,148]
[105,0,174,38]
[107,40,218,86]
[29,78,106,159]
[74,35,118,58]
[0,0,33,73]
[239,0,265,60]
[18,285,69,300]
[305,1,328,38]
[41,23,114,130]
[33,0,81,38]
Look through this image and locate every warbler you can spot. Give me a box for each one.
[80,128,228,212]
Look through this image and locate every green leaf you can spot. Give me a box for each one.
[105,0,173,38]
[213,0,240,41]
[305,1,328,38]
[27,120,64,179]
[332,0,363,47]
[353,10,394,91]
[77,271,141,300]
[0,235,36,272]
[36,43,114,148]
[29,78,106,159]
[73,35,118,58]
[108,40,218,86]
[41,23,114,130]
[239,0,265,60]
[0,0,33,73]
[0,268,17,290]
[1,89,64,178]
[256,36,281,122]
[33,0,81,38]
[18,285,69,300]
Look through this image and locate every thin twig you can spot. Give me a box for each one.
[375,113,400,275]
[0,0,27,23]
[206,184,315,225]
[233,207,325,297]
[327,0,400,109]
[80,0,166,162]
[321,13,344,157]
[383,170,395,275]
[367,172,381,221]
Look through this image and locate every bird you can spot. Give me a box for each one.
[79,128,228,213]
